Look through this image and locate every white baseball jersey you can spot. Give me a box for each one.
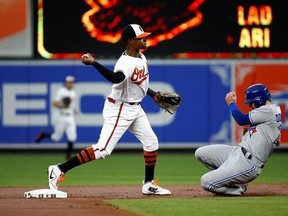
[54,86,77,116]
[109,52,149,103]
[91,51,158,159]
[51,86,77,142]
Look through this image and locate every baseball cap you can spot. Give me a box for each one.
[65,75,75,82]
[121,24,151,44]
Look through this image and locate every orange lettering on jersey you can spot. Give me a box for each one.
[131,67,148,85]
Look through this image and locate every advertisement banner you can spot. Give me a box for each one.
[0,61,232,148]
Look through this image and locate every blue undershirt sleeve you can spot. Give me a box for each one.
[229,103,251,126]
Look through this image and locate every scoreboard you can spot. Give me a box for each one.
[37,0,288,59]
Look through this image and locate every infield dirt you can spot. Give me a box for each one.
[1,184,288,216]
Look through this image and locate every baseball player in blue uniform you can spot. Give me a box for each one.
[47,24,171,195]
[195,83,282,196]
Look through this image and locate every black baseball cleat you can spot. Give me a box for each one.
[35,132,45,143]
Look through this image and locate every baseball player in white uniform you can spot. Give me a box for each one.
[35,75,78,159]
[195,83,282,196]
[47,24,171,195]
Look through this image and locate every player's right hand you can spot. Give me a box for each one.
[81,53,95,65]
[225,91,237,105]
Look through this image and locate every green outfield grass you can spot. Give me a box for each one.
[1,151,288,216]
[108,197,288,216]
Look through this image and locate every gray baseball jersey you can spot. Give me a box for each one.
[195,103,282,195]
[239,104,282,163]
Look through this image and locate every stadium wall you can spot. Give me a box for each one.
[0,60,287,149]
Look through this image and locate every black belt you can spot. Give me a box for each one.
[241,147,265,169]
[128,102,141,105]
[107,97,141,105]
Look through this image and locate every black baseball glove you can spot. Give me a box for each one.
[62,97,71,108]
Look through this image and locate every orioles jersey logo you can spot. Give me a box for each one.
[131,66,148,85]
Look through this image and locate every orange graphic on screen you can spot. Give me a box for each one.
[82,0,205,47]
[0,0,27,39]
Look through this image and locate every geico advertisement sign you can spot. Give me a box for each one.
[1,82,176,127]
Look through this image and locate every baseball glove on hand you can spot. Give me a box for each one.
[62,97,71,108]
[153,91,182,114]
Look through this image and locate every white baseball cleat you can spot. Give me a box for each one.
[48,165,64,190]
[142,179,171,195]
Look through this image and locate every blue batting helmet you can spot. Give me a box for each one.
[244,83,271,108]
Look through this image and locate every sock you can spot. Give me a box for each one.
[59,146,96,173]
[44,133,51,138]
[144,150,158,182]
[66,141,74,159]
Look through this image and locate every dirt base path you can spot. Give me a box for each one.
[1,184,288,216]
